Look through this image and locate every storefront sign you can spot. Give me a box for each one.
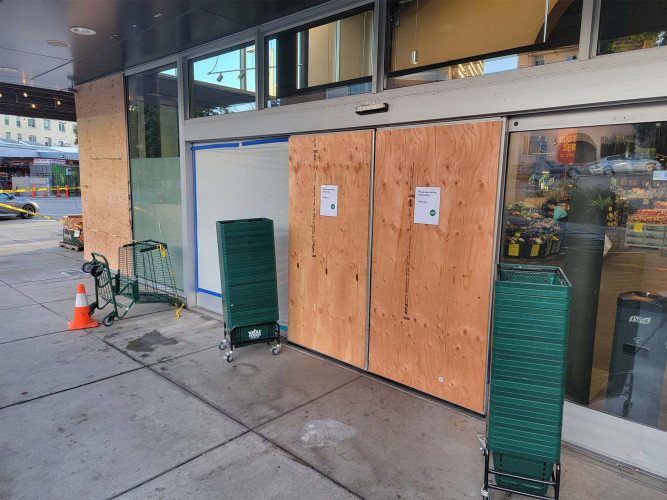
[414,187,440,225]
[320,185,338,217]
[33,158,66,165]
[556,128,578,165]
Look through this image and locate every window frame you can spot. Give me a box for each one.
[27,118,36,128]
[43,119,50,130]
[264,4,375,106]
[187,41,258,119]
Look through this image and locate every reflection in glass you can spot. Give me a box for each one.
[127,65,184,289]
[189,44,256,118]
[598,0,666,55]
[386,0,581,89]
[266,8,373,107]
[501,121,667,430]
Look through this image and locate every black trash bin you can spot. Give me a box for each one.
[606,291,667,427]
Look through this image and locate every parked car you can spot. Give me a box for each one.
[0,193,39,218]
[585,155,663,175]
[527,160,582,178]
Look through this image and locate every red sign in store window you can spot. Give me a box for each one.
[556,128,578,165]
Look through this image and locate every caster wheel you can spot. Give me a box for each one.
[219,341,227,350]
[91,264,104,278]
[82,261,94,273]
[102,313,115,327]
[226,354,233,363]
[89,302,97,315]
[271,345,281,355]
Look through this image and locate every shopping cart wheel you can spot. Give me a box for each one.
[89,302,97,315]
[91,264,104,278]
[82,261,93,273]
[102,312,115,327]
[226,354,233,363]
[271,344,281,355]
[219,340,227,350]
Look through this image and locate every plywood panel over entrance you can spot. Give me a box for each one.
[369,121,502,413]
[288,131,372,368]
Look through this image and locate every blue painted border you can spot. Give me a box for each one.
[193,137,289,333]
[241,137,289,147]
[191,142,240,151]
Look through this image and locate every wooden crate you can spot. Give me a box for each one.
[288,131,373,368]
[369,121,503,413]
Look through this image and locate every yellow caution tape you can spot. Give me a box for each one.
[0,186,82,193]
[0,201,185,319]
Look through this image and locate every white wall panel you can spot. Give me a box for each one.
[193,140,289,327]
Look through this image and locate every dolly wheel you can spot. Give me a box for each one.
[226,354,233,363]
[103,313,115,327]
[82,262,94,273]
[219,340,227,350]
[271,345,281,355]
[91,264,104,278]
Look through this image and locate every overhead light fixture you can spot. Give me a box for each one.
[56,100,61,105]
[70,26,96,35]
[0,67,19,72]
[130,24,138,28]
[0,93,2,98]
[110,34,118,38]
[31,104,36,108]
[237,70,245,80]
[46,40,70,47]
[153,13,162,18]
[23,92,28,97]
[216,74,224,82]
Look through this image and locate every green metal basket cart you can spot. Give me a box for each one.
[82,240,179,326]
[481,264,571,500]
[216,218,281,362]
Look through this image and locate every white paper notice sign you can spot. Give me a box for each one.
[320,185,338,217]
[653,170,667,181]
[414,187,441,225]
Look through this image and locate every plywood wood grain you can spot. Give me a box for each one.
[288,131,372,368]
[369,121,502,413]
[75,74,131,269]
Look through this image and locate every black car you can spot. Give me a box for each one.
[528,160,582,179]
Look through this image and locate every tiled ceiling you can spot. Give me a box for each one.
[0,0,327,91]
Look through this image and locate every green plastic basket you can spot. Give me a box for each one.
[488,264,571,495]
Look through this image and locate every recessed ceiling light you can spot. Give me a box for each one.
[110,34,118,38]
[130,24,138,28]
[70,26,96,35]
[153,13,162,18]
[31,104,36,108]
[0,67,19,72]
[46,40,70,47]
[23,92,28,97]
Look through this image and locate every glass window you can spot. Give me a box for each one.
[598,0,666,55]
[16,117,21,127]
[4,115,8,125]
[501,120,667,430]
[386,0,582,89]
[189,43,256,118]
[266,7,373,107]
[127,64,184,289]
[44,137,51,146]
[5,132,10,139]
[27,118,35,127]
[43,119,50,130]
[58,122,65,132]
[28,135,36,142]
[17,133,22,140]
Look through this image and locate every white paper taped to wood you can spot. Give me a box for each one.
[414,187,441,225]
[320,185,338,217]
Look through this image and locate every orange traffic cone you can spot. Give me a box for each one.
[68,284,98,330]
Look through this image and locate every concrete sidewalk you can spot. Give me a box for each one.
[1,201,665,499]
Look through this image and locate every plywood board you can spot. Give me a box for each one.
[369,121,502,413]
[75,74,131,269]
[288,131,372,368]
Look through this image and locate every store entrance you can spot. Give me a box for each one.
[501,116,667,477]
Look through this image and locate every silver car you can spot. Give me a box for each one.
[0,193,39,218]
[586,155,663,175]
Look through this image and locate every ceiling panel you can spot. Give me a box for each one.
[0,0,329,90]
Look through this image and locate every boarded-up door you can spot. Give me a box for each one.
[288,131,373,368]
[369,121,502,413]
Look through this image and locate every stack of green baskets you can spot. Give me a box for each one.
[488,264,571,496]
[216,218,279,345]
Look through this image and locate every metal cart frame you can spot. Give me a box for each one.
[84,252,136,326]
[219,321,281,362]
